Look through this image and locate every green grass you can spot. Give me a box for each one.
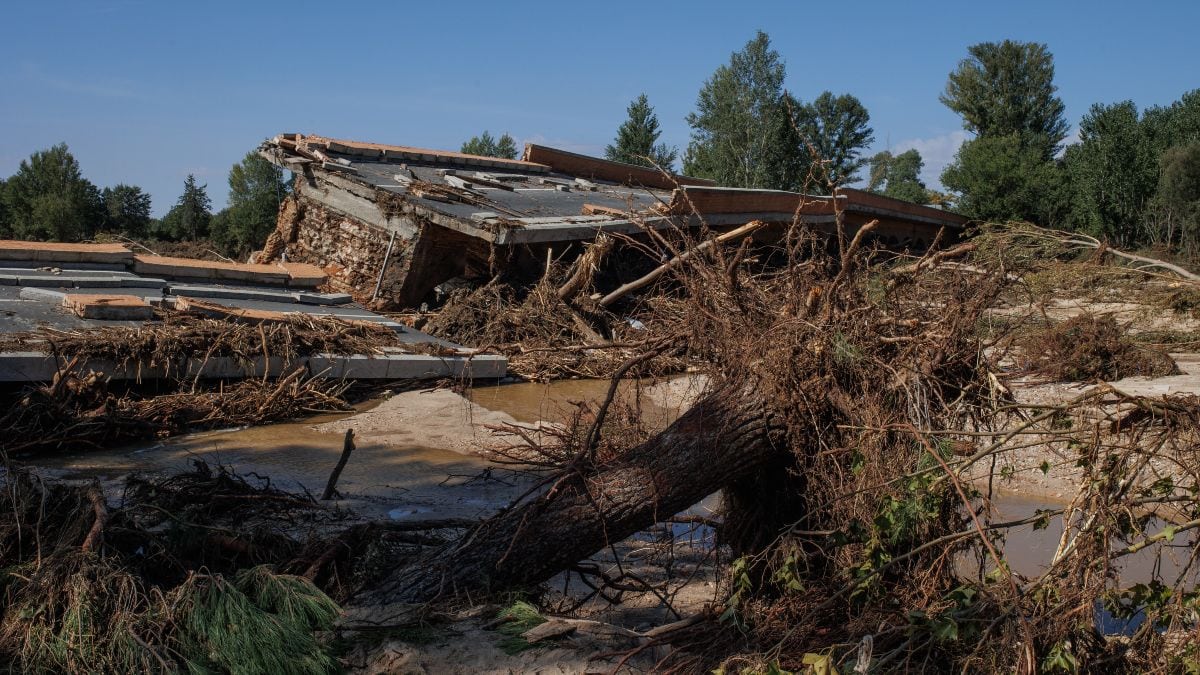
[493,600,547,655]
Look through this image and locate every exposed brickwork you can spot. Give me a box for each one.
[281,199,410,304]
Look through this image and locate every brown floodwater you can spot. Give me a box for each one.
[33,377,691,522]
[34,405,516,522]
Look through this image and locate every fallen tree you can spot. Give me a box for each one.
[378,381,785,603]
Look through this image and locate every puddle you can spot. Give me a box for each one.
[965,493,1198,634]
[469,374,704,427]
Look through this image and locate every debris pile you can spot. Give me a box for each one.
[425,270,687,381]
[0,462,344,673]
[367,220,1200,672]
[0,311,413,454]
[1018,313,1177,381]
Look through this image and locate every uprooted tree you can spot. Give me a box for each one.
[365,213,1200,671]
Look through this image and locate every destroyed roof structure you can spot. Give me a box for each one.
[257,134,969,308]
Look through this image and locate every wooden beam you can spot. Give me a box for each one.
[522,144,716,190]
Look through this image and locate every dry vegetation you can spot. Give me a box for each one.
[425,254,687,381]
[0,311,424,454]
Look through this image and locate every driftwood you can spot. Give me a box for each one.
[321,429,356,500]
[557,234,613,301]
[81,484,108,553]
[1021,224,1200,283]
[598,220,767,307]
[376,382,784,603]
[891,242,978,275]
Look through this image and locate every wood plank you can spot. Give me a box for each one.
[581,204,629,217]
[523,144,715,190]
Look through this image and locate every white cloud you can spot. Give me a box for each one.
[893,130,969,190]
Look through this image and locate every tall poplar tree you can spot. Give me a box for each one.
[941,40,1068,158]
[940,40,1069,222]
[684,31,787,189]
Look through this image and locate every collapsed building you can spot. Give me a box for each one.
[256,134,968,309]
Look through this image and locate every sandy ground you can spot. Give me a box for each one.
[314,388,544,456]
[966,356,1200,506]
[972,289,1200,504]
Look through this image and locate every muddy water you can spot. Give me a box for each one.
[36,408,517,522]
[36,377,699,522]
[966,493,1198,633]
[970,494,1194,583]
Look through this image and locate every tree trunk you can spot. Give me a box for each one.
[377,383,785,604]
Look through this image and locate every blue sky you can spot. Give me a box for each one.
[2,0,1197,216]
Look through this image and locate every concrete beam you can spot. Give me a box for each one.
[0,350,508,382]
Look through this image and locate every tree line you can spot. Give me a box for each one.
[5,31,1198,258]
[461,33,1199,255]
[0,146,288,259]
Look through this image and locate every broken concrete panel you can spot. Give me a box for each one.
[185,355,290,379]
[131,255,325,287]
[305,354,381,379]
[119,277,168,289]
[18,276,125,288]
[381,353,507,379]
[0,241,134,265]
[0,275,17,286]
[18,287,67,302]
[0,352,58,382]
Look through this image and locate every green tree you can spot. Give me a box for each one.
[942,134,1064,223]
[1154,143,1200,254]
[940,41,1069,223]
[210,152,289,256]
[866,149,928,204]
[160,174,212,240]
[100,184,153,238]
[1142,89,1200,153]
[461,131,519,159]
[0,179,8,238]
[940,40,1068,159]
[1,143,102,241]
[790,91,875,190]
[683,31,788,189]
[1063,101,1158,245]
[605,94,678,170]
